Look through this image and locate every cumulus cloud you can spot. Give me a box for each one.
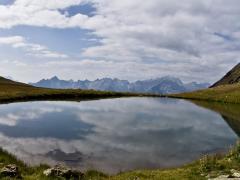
[0,36,68,58]
[0,0,89,29]
[0,36,24,44]
[0,0,240,82]
[13,0,85,10]
[0,57,237,84]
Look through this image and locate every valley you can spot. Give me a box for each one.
[0,63,239,179]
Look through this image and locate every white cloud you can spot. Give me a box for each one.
[0,0,240,82]
[0,36,24,45]
[14,0,86,10]
[0,59,227,83]
[0,0,89,29]
[0,36,68,58]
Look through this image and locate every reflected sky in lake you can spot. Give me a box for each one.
[0,98,237,174]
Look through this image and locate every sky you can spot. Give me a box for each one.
[0,0,240,83]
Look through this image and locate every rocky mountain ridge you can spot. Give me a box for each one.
[31,76,210,94]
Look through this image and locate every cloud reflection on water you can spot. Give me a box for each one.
[0,98,237,174]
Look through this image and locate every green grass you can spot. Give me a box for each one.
[168,83,240,104]
[114,142,240,179]
[1,142,240,179]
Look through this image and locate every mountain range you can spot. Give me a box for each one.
[211,63,240,87]
[31,76,210,94]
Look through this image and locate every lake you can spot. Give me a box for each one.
[0,98,238,174]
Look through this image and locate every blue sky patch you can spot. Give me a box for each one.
[60,3,96,17]
[0,25,101,59]
[0,0,14,5]
[214,32,234,41]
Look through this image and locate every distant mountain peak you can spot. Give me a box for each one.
[31,76,210,94]
[211,63,240,87]
[51,76,59,81]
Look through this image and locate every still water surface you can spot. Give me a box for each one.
[0,98,238,174]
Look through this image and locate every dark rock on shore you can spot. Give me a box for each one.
[43,165,84,179]
[0,164,22,178]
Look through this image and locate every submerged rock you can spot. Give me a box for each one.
[0,164,21,178]
[43,165,83,179]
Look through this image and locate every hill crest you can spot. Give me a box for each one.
[0,76,29,86]
[211,63,240,87]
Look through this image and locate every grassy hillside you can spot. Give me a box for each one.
[0,76,155,103]
[169,63,240,104]
[0,77,32,86]
[168,83,240,104]
[211,63,240,87]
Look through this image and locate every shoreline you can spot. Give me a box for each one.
[0,141,240,179]
[0,85,162,104]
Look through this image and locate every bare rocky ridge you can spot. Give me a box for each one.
[31,76,210,94]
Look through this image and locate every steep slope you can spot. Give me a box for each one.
[149,78,186,94]
[169,63,240,104]
[211,63,240,87]
[0,76,33,91]
[0,76,13,84]
[169,83,240,104]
